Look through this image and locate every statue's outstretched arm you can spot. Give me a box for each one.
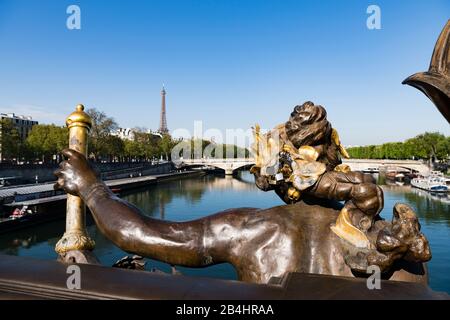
[54,149,214,267]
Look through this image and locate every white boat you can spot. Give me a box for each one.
[411,171,449,193]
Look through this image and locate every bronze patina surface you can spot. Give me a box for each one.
[403,20,450,123]
[55,104,95,255]
[1,254,447,300]
[54,146,431,284]
[252,101,384,248]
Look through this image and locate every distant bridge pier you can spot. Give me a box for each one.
[221,162,237,175]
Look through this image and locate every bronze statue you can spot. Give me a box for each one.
[251,101,383,248]
[54,124,431,284]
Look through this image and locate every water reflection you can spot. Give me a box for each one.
[380,185,450,226]
[0,171,448,292]
[379,183,450,293]
[122,174,256,220]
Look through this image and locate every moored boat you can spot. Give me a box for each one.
[411,171,449,193]
[386,170,405,182]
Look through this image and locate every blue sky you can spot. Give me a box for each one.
[0,0,449,146]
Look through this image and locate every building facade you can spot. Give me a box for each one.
[112,128,136,141]
[111,128,163,141]
[0,113,38,162]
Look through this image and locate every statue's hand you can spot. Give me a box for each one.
[251,166,273,191]
[54,148,101,198]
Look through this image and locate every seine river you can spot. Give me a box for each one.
[1,172,449,294]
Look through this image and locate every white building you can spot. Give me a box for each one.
[1,113,38,141]
[111,128,163,141]
[112,128,135,141]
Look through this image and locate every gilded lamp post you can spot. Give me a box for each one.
[55,104,95,254]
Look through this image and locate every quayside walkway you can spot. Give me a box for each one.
[0,170,199,207]
[0,171,201,234]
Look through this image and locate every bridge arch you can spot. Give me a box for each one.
[176,158,430,176]
[175,158,255,175]
[342,159,430,176]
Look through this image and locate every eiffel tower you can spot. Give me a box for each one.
[158,86,169,134]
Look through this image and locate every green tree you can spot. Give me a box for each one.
[86,108,119,160]
[0,118,22,162]
[124,139,142,161]
[409,132,447,162]
[159,134,176,160]
[96,135,125,162]
[436,135,450,160]
[122,130,163,162]
[347,132,449,161]
[134,130,159,161]
[26,124,68,163]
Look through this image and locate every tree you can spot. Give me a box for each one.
[0,118,22,162]
[408,132,447,163]
[347,132,449,162]
[26,124,68,163]
[133,129,159,161]
[124,139,141,161]
[96,135,125,162]
[86,108,119,160]
[121,129,164,162]
[159,134,175,160]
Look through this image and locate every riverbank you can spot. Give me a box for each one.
[0,161,173,185]
[0,170,203,233]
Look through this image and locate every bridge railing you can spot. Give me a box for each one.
[343,159,427,165]
[176,158,255,164]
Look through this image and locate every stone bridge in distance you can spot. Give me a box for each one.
[175,158,254,175]
[175,158,430,176]
[342,159,430,176]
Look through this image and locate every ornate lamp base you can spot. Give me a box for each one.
[55,231,95,254]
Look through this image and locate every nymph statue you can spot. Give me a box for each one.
[54,102,431,284]
[251,101,383,249]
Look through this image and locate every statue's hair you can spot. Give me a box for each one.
[285,101,341,170]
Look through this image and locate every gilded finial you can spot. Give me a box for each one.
[66,104,92,130]
[56,103,95,254]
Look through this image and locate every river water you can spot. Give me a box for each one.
[1,172,449,294]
